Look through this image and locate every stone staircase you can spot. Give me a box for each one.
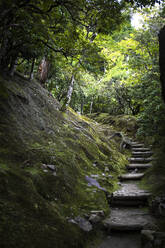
[100,141,157,247]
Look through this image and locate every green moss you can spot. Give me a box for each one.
[89,113,138,138]
[0,74,130,247]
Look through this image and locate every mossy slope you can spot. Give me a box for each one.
[88,113,138,138]
[0,73,127,247]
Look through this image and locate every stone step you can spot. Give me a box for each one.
[132,148,151,152]
[103,208,156,231]
[109,183,151,206]
[127,164,152,170]
[119,173,144,181]
[132,151,153,158]
[131,144,144,148]
[128,157,153,164]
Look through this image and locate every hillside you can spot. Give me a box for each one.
[0,73,129,248]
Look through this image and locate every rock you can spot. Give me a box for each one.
[90,210,105,217]
[47,164,56,171]
[103,208,156,232]
[85,175,106,192]
[128,157,153,164]
[110,183,151,206]
[119,173,144,181]
[131,143,144,148]
[141,230,155,242]
[151,196,165,217]
[89,210,105,224]
[127,164,152,170]
[74,217,93,232]
[141,230,165,248]
[42,164,47,169]
[42,164,56,171]
[105,167,109,172]
[89,214,102,224]
[91,174,99,178]
[132,151,153,158]
[132,148,151,152]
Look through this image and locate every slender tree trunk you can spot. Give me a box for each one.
[81,96,84,115]
[38,56,49,86]
[61,74,75,111]
[0,36,9,69]
[9,57,17,76]
[90,97,93,114]
[30,58,35,80]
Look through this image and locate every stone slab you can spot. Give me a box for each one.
[103,208,156,231]
[110,183,151,206]
[98,233,141,248]
[131,144,144,148]
[132,148,151,152]
[127,164,152,170]
[132,152,153,158]
[119,173,144,180]
[128,158,153,164]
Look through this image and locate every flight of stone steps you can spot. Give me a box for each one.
[103,141,156,232]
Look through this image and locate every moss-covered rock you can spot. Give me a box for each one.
[0,73,128,247]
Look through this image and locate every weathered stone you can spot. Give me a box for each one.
[132,148,151,152]
[151,196,165,217]
[90,210,105,217]
[128,157,153,164]
[132,151,153,158]
[74,217,93,232]
[89,214,102,224]
[103,208,156,231]
[109,183,151,206]
[127,164,152,170]
[85,175,106,192]
[42,163,47,169]
[131,143,144,148]
[141,230,165,248]
[47,164,56,171]
[119,173,144,181]
[42,164,56,171]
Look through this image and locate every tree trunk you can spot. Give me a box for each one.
[159,25,165,103]
[38,56,49,86]
[90,97,93,114]
[30,58,35,80]
[61,74,75,111]
[9,57,17,76]
[81,96,84,115]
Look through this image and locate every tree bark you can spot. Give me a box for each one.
[90,97,93,114]
[30,57,35,80]
[61,74,75,111]
[9,57,17,76]
[81,96,84,115]
[159,25,165,103]
[38,56,49,85]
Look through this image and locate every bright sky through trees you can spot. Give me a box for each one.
[131,12,144,28]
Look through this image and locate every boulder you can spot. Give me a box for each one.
[141,230,165,248]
